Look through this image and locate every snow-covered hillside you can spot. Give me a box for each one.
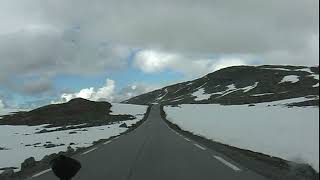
[125,65,319,105]
[0,104,148,174]
[164,100,319,171]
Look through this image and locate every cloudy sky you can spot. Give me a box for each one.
[0,0,319,109]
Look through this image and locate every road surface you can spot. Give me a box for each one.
[31,105,268,180]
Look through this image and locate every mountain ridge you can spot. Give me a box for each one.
[123,65,319,106]
[0,98,134,126]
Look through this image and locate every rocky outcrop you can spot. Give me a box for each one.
[119,123,128,128]
[0,98,135,126]
[21,157,37,171]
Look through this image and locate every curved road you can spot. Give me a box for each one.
[31,105,268,180]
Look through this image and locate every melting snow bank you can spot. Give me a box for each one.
[164,103,319,172]
[0,104,148,173]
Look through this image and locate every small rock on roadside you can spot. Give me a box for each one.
[41,153,58,164]
[21,157,37,170]
[1,169,14,177]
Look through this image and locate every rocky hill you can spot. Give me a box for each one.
[124,65,319,106]
[0,98,134,126]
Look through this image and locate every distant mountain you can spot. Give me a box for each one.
[124,65,319,106]
[0,98,134,126]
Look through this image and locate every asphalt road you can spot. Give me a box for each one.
[31,105,268,180]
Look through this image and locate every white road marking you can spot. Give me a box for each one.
[194,144,206,150]
[166,124,180,136]
[32,169,51,178]
[113,136,119,140]
[81,147,98,155]
[104,140,112,145]
[213,156,242,171]
[184,138,191,142]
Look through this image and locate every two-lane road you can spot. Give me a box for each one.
[31,105,268,180]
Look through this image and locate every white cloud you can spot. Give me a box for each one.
[52,79,157,104]
[0,99,4,109]
[54,79,116,103]
[133,50,179,73]
[133,50,249,77]
[210,58,247,72]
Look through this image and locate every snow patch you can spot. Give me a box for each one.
[216,82,259,98]
[164,104,319,171]
[296,68,314,74]
[279,75,300,84]
[192,88,211,101]
[251,93,275,97]
[0,104,148,173]
[242,82,259,93]
[309,74,320,81]
[156,88,168,101]
[254,97,319,107]
[262,67,293,71]
[226,84,237,90]
[307,74,319,88]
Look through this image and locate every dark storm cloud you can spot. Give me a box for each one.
[34,0,318,54]
[0,29,129,81]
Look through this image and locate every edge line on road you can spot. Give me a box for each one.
[32,169,51,178]
[165,122,183,137]
[213,155,242,171]
[103,140,112,145]
[81,147,98,155]
[194,143,206,150]
[184,138,191,142]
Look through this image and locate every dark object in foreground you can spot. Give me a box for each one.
[50,155,81,180]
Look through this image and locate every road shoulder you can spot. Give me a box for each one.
[160,105,319,180]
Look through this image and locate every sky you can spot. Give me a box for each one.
[0,0,319,110]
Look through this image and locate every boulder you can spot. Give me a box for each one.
[67,146,75,153]
[42,153,58,164]
[44,143,57,148]
[1,169,14,177]
[0,147,8,150]
[21,157,37,170]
